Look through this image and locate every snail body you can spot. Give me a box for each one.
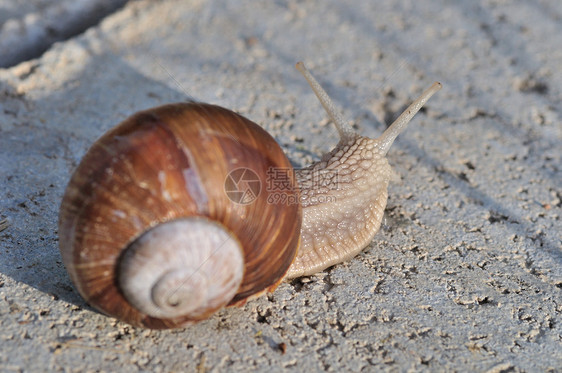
[58,62,441,328]
[288,64,441,277]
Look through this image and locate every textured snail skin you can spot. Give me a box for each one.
[288,135,391,278]
[58,103,301,329]
[286,63,441,278]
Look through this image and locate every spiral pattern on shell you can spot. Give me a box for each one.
[58,102,301,329]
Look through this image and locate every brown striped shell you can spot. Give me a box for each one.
[58,102,301,329]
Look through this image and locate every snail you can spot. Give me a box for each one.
[58,62,441,329]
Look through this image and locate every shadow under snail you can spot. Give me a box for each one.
[58,62,441,329]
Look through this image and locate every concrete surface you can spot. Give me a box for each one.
[0,0,129,67]
[0,0,561,371]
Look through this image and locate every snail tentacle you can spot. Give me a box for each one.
[296,62,357,141]
[377,81,442,155]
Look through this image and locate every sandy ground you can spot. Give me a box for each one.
[0,0,561,371]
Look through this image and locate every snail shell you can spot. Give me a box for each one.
[58,62,441,329]
[58,103,301,329]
